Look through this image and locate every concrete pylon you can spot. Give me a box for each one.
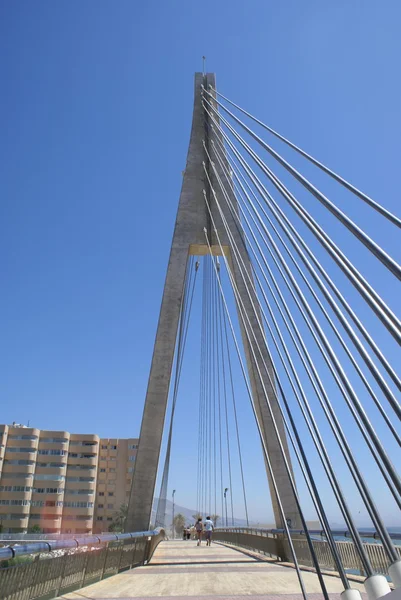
[125,73,301,533]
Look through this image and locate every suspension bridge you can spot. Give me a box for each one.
[1,72,400,600]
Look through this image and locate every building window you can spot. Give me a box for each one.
[35,474,65,481]
[0,472,33,479]
[128,455,136,461]
[98,492,104,496]
[32,487,64,494]
[111,445,117,450]
[68,452,96,459]
[101,445,107,450]
[40,437,68,443]
[8,434,38,441]
[108,492,114,497]
[97,516,103,521]
[107,517,113,521]
[107,503,113,509]
[4,459,34,466]
[128,467,134,473]
[66,489,94,495]
[70,440,97,446]
[6,447,37,453]
[109,468,116,473]
[38,449,67,456]
[0,499,31,506]
[128,444,138,450]
[63,501,94,508]
[98,503,104,508]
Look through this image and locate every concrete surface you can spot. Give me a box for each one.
[126,70,300,532]
[59,539,367,599]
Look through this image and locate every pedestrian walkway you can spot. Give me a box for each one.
[59,539,366,599]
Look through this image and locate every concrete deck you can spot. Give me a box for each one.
[59,539,367,600]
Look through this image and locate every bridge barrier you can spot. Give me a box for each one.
[0,528,165,600]
[213,528,401,578]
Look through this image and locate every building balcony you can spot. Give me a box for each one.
[62,506,94,517]
[3,451,37,462]
[0,490,32,501]
[1,471,33,481]
[37,443,69,455]
[6,438,38,450]
[69,434,99,445]
[0,517,29,529]
[64,480,96,491]
[30,503,64,516]
[67,455,97,467]
[6,427,40,441]
[2,463,35,475]
[0,506,30,518]
[35,464,67,476]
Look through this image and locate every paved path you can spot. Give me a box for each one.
[60,539,366,599]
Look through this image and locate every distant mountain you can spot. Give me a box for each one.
[151,498,255,527]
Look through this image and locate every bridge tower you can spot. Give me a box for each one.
[125,73,301,532]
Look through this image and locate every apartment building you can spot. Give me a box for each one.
[0,424,138,534]
[93,438,138,533]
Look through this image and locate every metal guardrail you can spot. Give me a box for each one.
[0,533,86,542]
[213,528,401,578]
[0,528,165,600]
[0,530,159,560]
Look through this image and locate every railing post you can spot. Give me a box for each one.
[101,544,110,581]
[131,539,137,568]
[117,543,125,572]
[80,551,90,588]
[55,551,69,597]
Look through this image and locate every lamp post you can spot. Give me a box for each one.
[224,488,229,527]
[172,490,176,539]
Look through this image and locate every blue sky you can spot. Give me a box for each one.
[1,1,400,525]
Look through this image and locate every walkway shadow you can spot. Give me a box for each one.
[148,559,260,566]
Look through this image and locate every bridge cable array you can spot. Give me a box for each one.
[155,256,199,528]
[201,86,399,595]
[155,82,400,600]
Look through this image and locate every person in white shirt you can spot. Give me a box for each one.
[204,516,214,546]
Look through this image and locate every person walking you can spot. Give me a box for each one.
[204,516,214,546]
[195,517,203,546]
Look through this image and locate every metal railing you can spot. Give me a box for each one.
[0,528,165,600]
[213,528,401,578]
[0,534,84,542]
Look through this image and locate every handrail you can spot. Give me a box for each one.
[214,527,401,541]
[0,528,162,561]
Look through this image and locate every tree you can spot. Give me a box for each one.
[210,515,219,527]
[192,513,202,521]
[109,504,128,533]
[28,525,42,533]
[173,513,186,536]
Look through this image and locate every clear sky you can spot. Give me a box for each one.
[1,1,400,526]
